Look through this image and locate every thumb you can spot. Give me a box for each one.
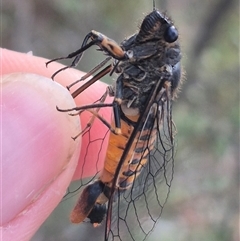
[1,73,81,241]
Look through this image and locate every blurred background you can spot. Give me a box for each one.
[2,0,239,240]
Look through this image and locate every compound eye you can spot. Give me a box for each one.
[164,25,178,43]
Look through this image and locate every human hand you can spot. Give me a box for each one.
[1,49,111,241]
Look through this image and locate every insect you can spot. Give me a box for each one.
[47,5,182,241]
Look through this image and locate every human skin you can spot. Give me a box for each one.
[1,48,111,241]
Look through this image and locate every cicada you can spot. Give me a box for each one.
[47,6,182,241]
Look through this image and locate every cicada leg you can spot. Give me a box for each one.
[67,57,111,90]
[69,87,115,140]
[46,30,127,80]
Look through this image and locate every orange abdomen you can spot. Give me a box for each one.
[70,113,157,224]
[100,114,157,190]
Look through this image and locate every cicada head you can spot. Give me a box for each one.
[136,10,178,44]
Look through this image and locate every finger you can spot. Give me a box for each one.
[1,73,80,241]
[2,48,112,179]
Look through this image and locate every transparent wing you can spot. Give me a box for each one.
[106,90,176,241]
